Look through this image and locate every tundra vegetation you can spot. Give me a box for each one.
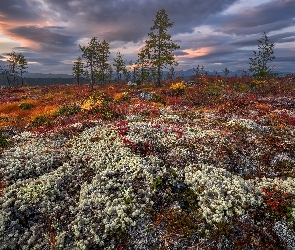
[0,74,295,249]
[0,9,295,250]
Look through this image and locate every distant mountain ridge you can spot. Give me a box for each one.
[23,72,74,78]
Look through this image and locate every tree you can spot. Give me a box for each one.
[17,54,28,86]
[222,67,230,77]
[143,9,180,86]
[6,51,28,87]
[249,32,276,79]
[7,51,19,86]
[96,40,111,84]
[80,37,99,89]
[135,47,151,84]
[113,51,127,83]
[80,38,111,89]
[72,57,84,85]
[105,64,113,83]
[166,66,175,81]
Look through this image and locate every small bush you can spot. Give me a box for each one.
[151,93,166,105]
[56,104,81,116]
[170,81,186,95]
[30,115,51,127]
[18,102,35,110]
[0,133,10,148]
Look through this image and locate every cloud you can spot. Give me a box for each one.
[6,26,79,53]
[0,0,294,74]
[0,0,42,23]
[208,0,295,35]
[30,0,237,42]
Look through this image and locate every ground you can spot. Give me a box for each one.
[0,75,295,249]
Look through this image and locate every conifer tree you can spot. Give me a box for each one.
[72,57,84,85]
[79,37,100,89]
[6,51,28,87]
[113,51,127,83]
[17,54,28,86]
[249,32,276,79]
[96,40,110,84]
[136,47,151,84]
[79,37,111,89]
[143,9,180,86]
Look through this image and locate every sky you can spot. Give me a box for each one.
[0,0,294,75]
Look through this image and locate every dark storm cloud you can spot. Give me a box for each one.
[209,0,295,35]
[37,0,238,42]
[0,0,42,22]
[228,32,295,48]
[7,26,79,53]
[276,56,295,62]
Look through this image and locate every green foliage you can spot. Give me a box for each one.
[135,48,151,84]
[249,32,276,79]
[17,54,28,86]
[113,51,127,83]
[143,9,180,86]
[124,197,133,205]
[204,83,223,98]
[18,102,34,110]
[223,67,230,77]
[152,176,163,190]
[79,37,111,88]
[30,115,51,127]
[72,56,84,85]
[0,132,10,148]
[286,206,295,222]
[6,51,28,87]
[151,93,166,105]
[56,104,81,117]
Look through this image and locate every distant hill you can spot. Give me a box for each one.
[22,72,73,78]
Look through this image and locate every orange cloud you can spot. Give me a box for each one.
[177,47,211,59]
[0,19,54,52]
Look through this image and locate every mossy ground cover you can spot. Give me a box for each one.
[0,75,295,249]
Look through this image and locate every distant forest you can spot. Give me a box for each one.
[0,77,89,87]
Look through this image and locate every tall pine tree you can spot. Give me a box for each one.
[143,9,180,86]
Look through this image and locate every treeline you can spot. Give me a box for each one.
[0,77,88,87]
[73,9,180,89]
[0,51,28,87]
[1,9,277,89]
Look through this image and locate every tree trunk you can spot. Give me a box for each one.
[157,65,161,86]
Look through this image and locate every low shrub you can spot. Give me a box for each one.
[170,81,186,95]
[30,115,51,127]
[0,132,10,148]
[18,102,35,110]
[56,104,81,117]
